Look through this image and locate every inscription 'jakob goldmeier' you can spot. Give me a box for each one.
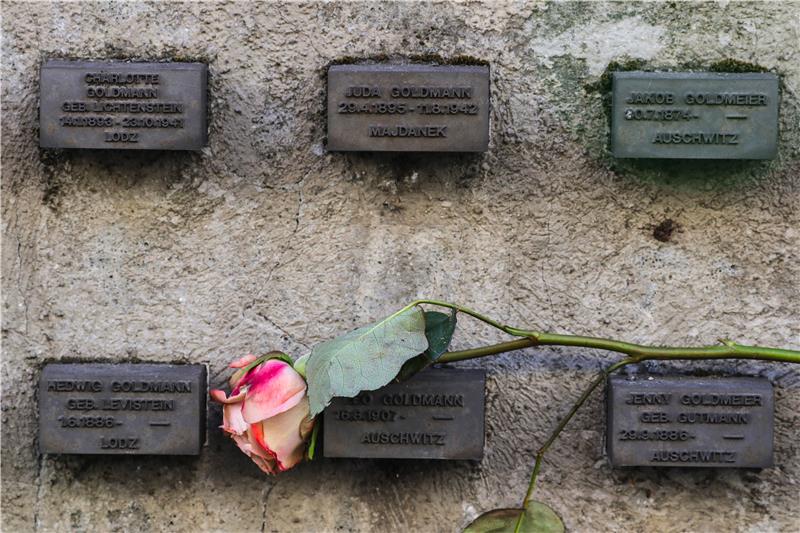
[40,60,206,150]
[327,64,490,152]
[612,72,779,159]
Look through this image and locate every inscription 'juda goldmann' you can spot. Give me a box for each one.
[345,85,473,98]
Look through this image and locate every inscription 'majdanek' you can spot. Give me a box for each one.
[323,369,485,460]
[612,72,779,159]
[40,60,207,150]
[327,64,490,152]
[607,376,773,468]
[39,364,206,455]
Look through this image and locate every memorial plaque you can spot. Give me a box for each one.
[323,368,485,459]
[612,72,779,159]
[327,64,490,152]
[607,375,773,468]
[39,364,206,455]
[40,60,207,150]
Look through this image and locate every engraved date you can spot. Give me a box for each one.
[334,409,399,422]
[58,415,121,428]
[618,429,694,441]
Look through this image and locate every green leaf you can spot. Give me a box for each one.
[423,310,458,360]
[462,503,565,533]
[395,310,458,382]
[306,306,428,416]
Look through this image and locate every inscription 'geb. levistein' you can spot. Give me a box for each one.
[39,364,206,455]
[612,72,779,159]
[323,368,485,460]
[39,60,207,150]
[607,376,773,468]
[327,64,490,152]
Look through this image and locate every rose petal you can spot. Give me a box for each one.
[299,412,315,441]
[248,421,274,460]
[241,360,307,423]
[230,354,258,368]
[222,401,249,435]
[230,433,253,456]
[250,453,277,475]
[210,389,245,404]
[228,355,259,386]
[229,368,249,389]
[260,396,311,471]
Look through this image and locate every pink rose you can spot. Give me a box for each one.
[210,353,314,474]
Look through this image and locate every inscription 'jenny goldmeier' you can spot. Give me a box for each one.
[607,376,773,468]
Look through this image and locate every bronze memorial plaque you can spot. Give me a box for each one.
[607,375,773,468]
[39,364,206,455]
[327,64,490,152]
[40,60,207,150]
[323,368,485,459]
[612,72,779,159]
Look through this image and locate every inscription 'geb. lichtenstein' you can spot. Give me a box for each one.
[612,72,779,159]
[39,364,206,455]
[327,64,490,152]
[40,60,207,150]
[607,376,773,468]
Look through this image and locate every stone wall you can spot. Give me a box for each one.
[2,1,798,531]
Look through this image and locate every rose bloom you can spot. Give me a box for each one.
[210,354,314,474]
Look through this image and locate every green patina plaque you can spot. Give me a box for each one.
[612,72,778,159]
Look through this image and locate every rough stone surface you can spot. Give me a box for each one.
[2,1,799,532]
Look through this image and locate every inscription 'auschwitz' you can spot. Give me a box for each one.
[612,72,779,159]
[39,60,207,150]
[323,368,485,460]
[327,64,490,152]
[607,376,773,468]
[39,364,206,455]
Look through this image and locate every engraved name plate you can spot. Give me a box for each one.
[323,368,485,459]
[327,64,490,152]
[39,364,206,455]
[40,60,207,150]
[612,72,779,159]
[607,375,773,468]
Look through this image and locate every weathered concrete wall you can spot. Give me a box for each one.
[2,1,799,531]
